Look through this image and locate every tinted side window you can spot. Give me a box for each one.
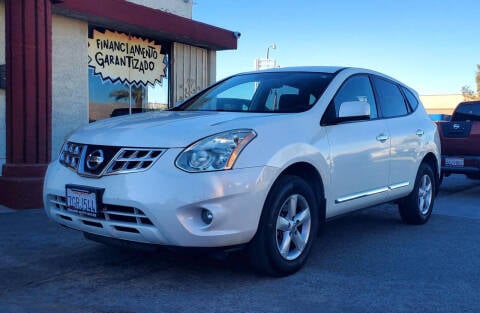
[330,75,378,120]
[402,87,419,111]
[452,102,480,121]
[373,77,408,118]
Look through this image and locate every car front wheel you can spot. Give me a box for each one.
[248,175,319,276]
[398,163,436,225]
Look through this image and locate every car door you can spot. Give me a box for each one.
[322,75,390,217]
[372,77,421,199]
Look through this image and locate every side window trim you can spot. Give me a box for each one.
[400,86,419,113]
[399,88,412,113]
[367,74,383,118]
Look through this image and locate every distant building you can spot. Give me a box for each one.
[419,94,464,115]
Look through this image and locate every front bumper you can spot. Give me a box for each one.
[43,148,276,247]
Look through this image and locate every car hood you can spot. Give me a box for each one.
[69,111,276,147]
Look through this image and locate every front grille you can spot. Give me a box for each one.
[51,195,68,211]
[104,148,165,175]
[103,204,154,225]
[59,142,165,178]
[79,145,121,177]
[49,195,155,230]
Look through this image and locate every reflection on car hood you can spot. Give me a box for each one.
[69,111,276,147]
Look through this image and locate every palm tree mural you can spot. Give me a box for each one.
[109,85,145,108]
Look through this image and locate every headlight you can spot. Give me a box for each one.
[59,141,84,170]
[175,129,256,172]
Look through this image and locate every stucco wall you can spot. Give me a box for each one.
[0,1,5,173]
[52,15,88,158]
[126,0,193,18]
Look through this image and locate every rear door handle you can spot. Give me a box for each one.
[376,134,390,142]
[416,129,424,137]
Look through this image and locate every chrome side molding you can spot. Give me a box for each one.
[335,182,410,204]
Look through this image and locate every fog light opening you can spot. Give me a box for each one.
[201,208,213,225]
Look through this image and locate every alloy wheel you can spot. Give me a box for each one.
[275,194,311,261]
[418,174,432,215]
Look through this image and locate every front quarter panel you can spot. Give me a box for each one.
[233,114,331,206]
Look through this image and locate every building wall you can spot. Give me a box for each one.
[420,94,464,115]
[0,1,5,174]
[51,15,89,158]
[172,43,216,103]
[208,50,216,85]
[126,0,193,18]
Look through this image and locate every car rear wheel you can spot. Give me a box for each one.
[248,175,319,276]
[398,163,435,225]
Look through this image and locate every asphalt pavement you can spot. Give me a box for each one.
[0,175,479,313]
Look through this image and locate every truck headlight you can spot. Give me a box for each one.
[175,129,256,172]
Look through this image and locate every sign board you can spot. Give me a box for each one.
[88,29,167,86]
[255,58,277,71]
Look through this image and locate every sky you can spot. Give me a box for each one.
[193,0,480,95]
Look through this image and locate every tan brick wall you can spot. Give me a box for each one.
[419,94,464,115]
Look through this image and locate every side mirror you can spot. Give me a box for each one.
[338,101,370,122]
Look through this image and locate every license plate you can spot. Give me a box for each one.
[445,157,464,167]
[66,185,104,217]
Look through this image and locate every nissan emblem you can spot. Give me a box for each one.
[86,150,105,170]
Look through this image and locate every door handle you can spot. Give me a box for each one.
[376,134,389,142]
[416,129,424,137]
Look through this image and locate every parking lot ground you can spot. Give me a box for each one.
[0,175,479,313]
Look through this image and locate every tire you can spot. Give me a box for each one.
[398,163,436,225]
[248,175,320,276]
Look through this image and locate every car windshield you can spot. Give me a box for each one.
[452,101,480,121]
[174,72,334,113]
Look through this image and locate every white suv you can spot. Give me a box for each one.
[44,67,441,276]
